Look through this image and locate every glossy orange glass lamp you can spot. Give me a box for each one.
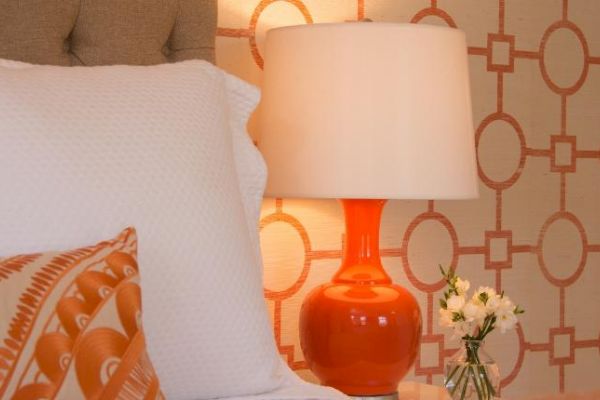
[258,23,478,399]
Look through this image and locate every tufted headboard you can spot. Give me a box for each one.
[0,0,217,66]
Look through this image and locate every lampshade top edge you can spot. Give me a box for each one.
[266,21,466,37]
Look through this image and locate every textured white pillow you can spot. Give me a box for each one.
[225,74,268,261]
[0,58,267,260]
[0,61,283,399]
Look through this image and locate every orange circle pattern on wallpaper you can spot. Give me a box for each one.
[217,0,600,396]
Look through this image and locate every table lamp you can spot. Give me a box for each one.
[258,22,478,399]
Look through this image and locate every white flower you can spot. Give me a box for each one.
[485,294,502,313]
[453,320,475,339]
[462,300,487,327]
[497,295,515,313]
[446,295,465,313]
[495,296,518,333]
[472,286,497,306]
[455,278,470,295]
[439,308,454,328]
[496,309,518,333]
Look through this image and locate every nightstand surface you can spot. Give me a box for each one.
[397,382,506,400]
[397,382,450,400]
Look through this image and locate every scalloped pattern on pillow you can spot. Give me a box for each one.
[0,228,164,400]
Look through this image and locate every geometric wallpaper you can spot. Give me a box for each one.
[216,1,600,397]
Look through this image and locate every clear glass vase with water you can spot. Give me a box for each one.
[444,339,500,400]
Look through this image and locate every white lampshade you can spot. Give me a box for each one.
[258,22,479,200]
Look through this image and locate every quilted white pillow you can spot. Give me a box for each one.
[226,74,268,260]
[0,61,282,399]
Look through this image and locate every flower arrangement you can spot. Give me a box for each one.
[438,266,524,340]
[438,266,524,399]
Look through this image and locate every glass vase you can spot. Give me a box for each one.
[444,339,500,400]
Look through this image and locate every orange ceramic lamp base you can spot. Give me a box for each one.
[299,199,422,397]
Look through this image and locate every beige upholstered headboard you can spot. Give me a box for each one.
[0,0,217,66]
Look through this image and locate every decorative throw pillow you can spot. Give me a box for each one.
[0,61,282,399]
[0,228,164,399]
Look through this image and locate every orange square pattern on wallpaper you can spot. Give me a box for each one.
[216,0,600,397]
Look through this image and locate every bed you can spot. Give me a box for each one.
[0,1,347,399]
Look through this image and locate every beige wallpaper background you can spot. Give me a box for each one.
[216,1,600,397]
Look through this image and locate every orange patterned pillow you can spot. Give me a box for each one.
[0,228,164,399]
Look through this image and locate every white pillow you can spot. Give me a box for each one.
[0,61,283,399]
[226,74,268,261]
[0,58,267,269]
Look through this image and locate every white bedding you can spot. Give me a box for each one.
[224,361,348,400]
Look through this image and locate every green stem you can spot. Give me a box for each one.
[445,365,461,386]
[480,365,497,397]
[470,365,484,399]
[466,344,478,364]
[460,368,470,400]
[467,350,488,400]
[479,365,491,399]
[474,350,496,397]
[476,316,494,340]
[450,366,467,397]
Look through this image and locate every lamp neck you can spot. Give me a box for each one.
[333,199,392,284]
